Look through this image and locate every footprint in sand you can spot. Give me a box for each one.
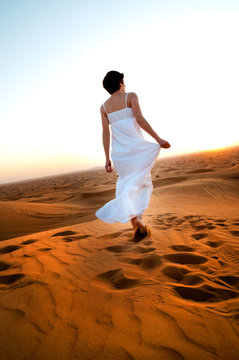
[141,239,153,246]
[191,233,208,240]
[173,283,239,303]
[104,245,132,253]
[189,220,199,226]
[170,245,195,252]
[21,239,38,245]
[156,214,223,232]
[38,247,53,251]
[206,225,216,230]
[122,253,162,270]
[136,246,156,254]
[95,268,140,290]
[189,216,216,230]
[219,275,239,290]
[51,230,77,237]
[97,231,122,240]
[63,234,90,242]
[0,261,12,271]
[167,216,178,221]
[174,219,185,225]
[155,215,180,229]
[161,265,189,281]
[163,252,208,265]
[0,245,22,254]
[161,265,204,286]
[154,219,165,225]
[130,235,153,244]
[181,274,204,285]
[0,273,25,285]
[183,215,195,219]
[230,230,239,237]
[215,223,227,227]
[193,225,216,231]
[206,240,223,248]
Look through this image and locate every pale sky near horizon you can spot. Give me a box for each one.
[1,0,239,184]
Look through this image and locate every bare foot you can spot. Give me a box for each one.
[131,216,146,231]
[131,217,138,229]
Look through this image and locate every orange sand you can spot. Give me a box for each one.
[0,146,239,359]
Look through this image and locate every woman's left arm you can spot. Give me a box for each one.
[100,106,113,173]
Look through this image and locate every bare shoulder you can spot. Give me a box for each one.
[129,92,140,107]
[100,104,106,115]
[128,92,138,99]
[128,92,139,107]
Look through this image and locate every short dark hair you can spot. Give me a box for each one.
[103,71,124,94]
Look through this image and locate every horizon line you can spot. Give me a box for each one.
[0,144,238,187]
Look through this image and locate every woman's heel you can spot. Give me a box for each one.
[133,224,151,240]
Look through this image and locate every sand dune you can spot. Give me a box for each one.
[0,146,239,359]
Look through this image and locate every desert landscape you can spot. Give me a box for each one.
[0,145,239,360]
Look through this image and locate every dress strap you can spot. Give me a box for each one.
[102,103,108,114]
[125,92,128,108]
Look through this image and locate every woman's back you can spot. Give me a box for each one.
[103,92,135,126]
[103,92,131,114]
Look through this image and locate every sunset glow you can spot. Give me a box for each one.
[1,1,238,184]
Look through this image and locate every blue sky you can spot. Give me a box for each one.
[1,0,239,183]
[1,0,238,114]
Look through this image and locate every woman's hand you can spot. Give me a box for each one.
[105,159,113,173]
[157,138,171,149]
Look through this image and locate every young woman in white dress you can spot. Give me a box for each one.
[95,71,170,239]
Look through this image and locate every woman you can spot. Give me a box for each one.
[95,71,170,239]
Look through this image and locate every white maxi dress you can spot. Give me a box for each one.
[95,93,161,223]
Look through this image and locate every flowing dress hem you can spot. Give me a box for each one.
[95,208,146,224]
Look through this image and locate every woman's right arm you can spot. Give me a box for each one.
[100,106,113,173]
[130,93,171,149]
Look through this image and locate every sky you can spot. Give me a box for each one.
[0,0,239,184]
